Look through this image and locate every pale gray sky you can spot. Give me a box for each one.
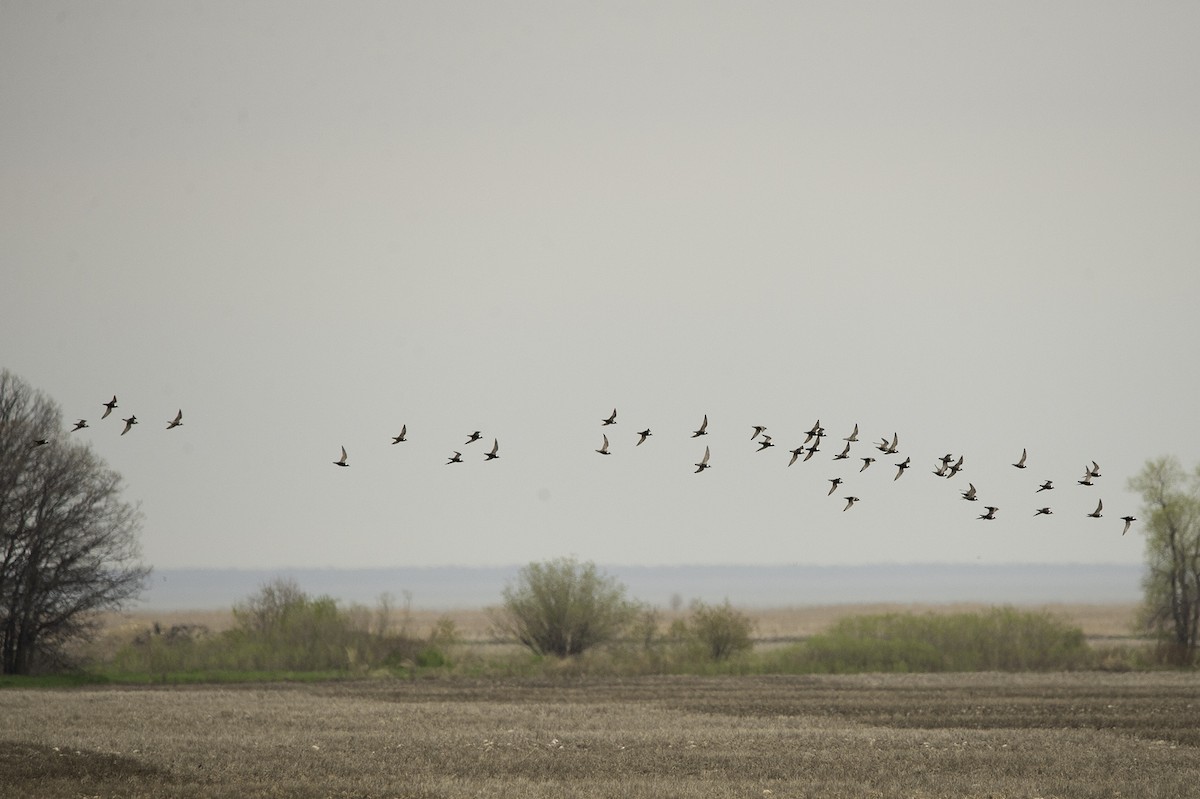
[3,2,1198,570]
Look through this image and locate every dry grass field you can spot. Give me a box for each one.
[3,671,1197,798]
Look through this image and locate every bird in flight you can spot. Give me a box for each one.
[1087,499,1103,518]
[933,461,949,477]
[1120,515,1136,535]
[70,419,88,432]
[960,483,977,501]
[827,477,843,495]
[1087,461,1101,478]
[1035,507,1053,516]
[446,451,463,464]
[636,429,652,446]
[120,415,138,435]
[751,425,768,440]
[485,439,500,460]
[1077,470,1094,487]
[101,395,117,419]
[333,446,349,467]
[802,420,823,445]
[979,506,998,520]
[694,446,711,473]
[391,425,407,444]
[691,415,708,438]
[602,409,617,426]
[843,496,859,511]
[166,410,183,430]
[946,456,964,478]
[31,438,49,448]
[803,444,820,462]
[833,441,851,461]
[859,456,875,472]
[1037,480,1054,493]
[894,457,911,480]
[844,423,859,442]
[465,431,482,445]
[1013,448,1027,469]
[788,446,805,467]
[756,434,774,452]
[596,434,611,455]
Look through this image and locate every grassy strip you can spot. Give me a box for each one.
[7,606,1165,687]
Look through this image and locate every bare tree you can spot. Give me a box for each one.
[1128,456,1200,665]
[0,370,149,674]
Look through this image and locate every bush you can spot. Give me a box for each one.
[110,580,439,676]
[493,557,636,657]
[228,578,353,670]
[792,607,1089,673]
[675,600,755,661]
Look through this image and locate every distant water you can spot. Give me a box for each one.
[136,562,1143,611]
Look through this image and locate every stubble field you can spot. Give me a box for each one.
[3,671,1198,798]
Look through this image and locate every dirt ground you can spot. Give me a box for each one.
[3,671,1196,798]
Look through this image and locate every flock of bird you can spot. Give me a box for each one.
[27,395,183,447]
[335,428,500,468]
[330,406,1137,536]
[29,396,1137,536]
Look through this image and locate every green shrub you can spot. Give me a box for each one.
[492,558,637,657]
[110,580,437,676]
[790,607,1089,673]
[676,600,755,661]
[229,579,353,670]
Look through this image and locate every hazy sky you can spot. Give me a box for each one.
[3,2,1199,571]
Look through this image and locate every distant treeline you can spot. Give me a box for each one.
[139,562,1143,611]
